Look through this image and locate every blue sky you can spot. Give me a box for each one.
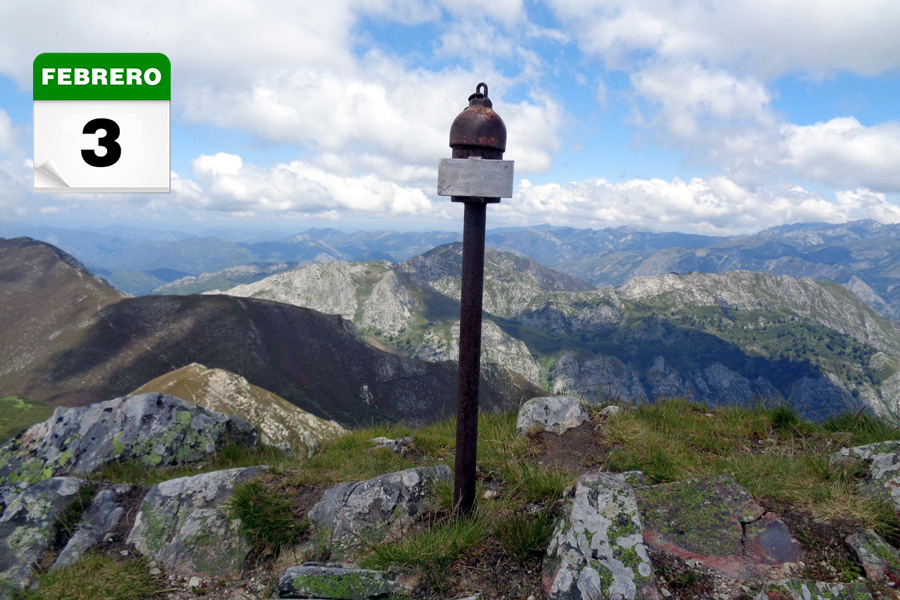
[0,0,899,235]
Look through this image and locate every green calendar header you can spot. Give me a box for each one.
[34,53,170,101]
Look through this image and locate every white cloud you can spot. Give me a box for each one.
[493,177,900,235]
[781,118,900,192]
[0,110,15,154]
[549,0,900,77]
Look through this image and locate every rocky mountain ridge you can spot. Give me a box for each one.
[218,243,900,421]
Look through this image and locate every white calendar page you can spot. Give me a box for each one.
[34,100,169,192]
[33,53,170,193]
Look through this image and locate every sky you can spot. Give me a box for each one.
[1,1,899,236]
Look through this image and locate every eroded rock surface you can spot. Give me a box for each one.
[276,563,411,599]
[845,529,900,583]
[516,396,590,436]
[0,393,259,485]
[308,465,451,556]
[542,471,660,600]
[754,579,874,599]
[0,477,82,596]
[127,466,266,577]
[52,484,131,571]
[833,442,900,510]
[635,475,802,580]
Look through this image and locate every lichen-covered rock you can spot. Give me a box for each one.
[832,442,900,510]
[0,393,259,485]
[308,465,451,556]
[276,563,411,599]
[516,396,590,436]
[52,484,131,571]
[0,477,83,597]
[754,579,874,599]
[635,475,802,580]
[127,466,266,576]
[845,529,900,583]
[542,471,659,600]
[368,436,414,453]
[131,364,346,455]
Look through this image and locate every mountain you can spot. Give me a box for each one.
[130,363,346,453]
[218,243,900,421]
[151,262,298,295]
[0,238,540,426]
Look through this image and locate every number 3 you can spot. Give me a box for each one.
[82,118,121,167]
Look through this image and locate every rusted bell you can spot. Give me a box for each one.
[449,82,507,159]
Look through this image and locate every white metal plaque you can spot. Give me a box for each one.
[437,158,514,198]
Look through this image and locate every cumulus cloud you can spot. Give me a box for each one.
[493,177,900,235]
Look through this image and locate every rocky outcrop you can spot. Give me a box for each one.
[832,441,900,510]
[516,396,589,435]
[276,563,411,599]
[846,529,900,583]
[308,466,451,556]
[634,475,803,581]
[542,471,659,600]
[127,466,266,577]
[0,477,83,596]
[131,364,346,454]
[0,393,259,485]
[51,484,130,570]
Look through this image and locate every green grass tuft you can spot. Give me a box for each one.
[494,506,558,566]
[227,480,308,554]
[16,554,161,600]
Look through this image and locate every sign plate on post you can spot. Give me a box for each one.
[33,53,170,193]
[437,158,514,198]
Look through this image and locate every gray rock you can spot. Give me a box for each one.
[0,393,259,485]
[516,396,589,435]
[308,465,451,555]
[0,477,83,597]
[832,441,900,510]
[52,484,131,570]
[845,528,900,581]
[542,471,660,600]
[601,405,623,417]
[127,466,266,577]
[277,563,411,599]
[368,436,414,453]
[754,579,873,599]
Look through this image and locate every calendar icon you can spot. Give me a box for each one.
[33,53,170,193]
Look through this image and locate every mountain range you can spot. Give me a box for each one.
[217,241,900,421]
[0,237,539,425]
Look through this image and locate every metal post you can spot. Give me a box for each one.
[454,201,487,514]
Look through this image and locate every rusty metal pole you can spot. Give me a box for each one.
[437,83,510,515]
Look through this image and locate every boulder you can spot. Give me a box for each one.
[52,484,131,570]
[127,466,266,577]
[516,396,589,435]
[542,471,659,600]
[845,529,900,583]
[754,580,873,599]
[634,475,802,580]
[0,393,259,485]
[368,436,414,454]
[308,465,451,556]
[276,563,411,599]
[0,477,83,597]
[833,442,900,510]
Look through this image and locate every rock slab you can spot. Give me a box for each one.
[754,579,873,599]
[542,471,660,600]
[0,477,82,597]
[308,465,451,556]
[635,475,802,580]
[277,563,411,599]
[52,484,131,571]
[127,466,266,577]
[845,528,900,583]
[833,442,900,511]
[0,393,259,485]
[516,396,589,435]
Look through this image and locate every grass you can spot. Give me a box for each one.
[227,480,309,554]
[15,554,161,600]
[0,395,55,442]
